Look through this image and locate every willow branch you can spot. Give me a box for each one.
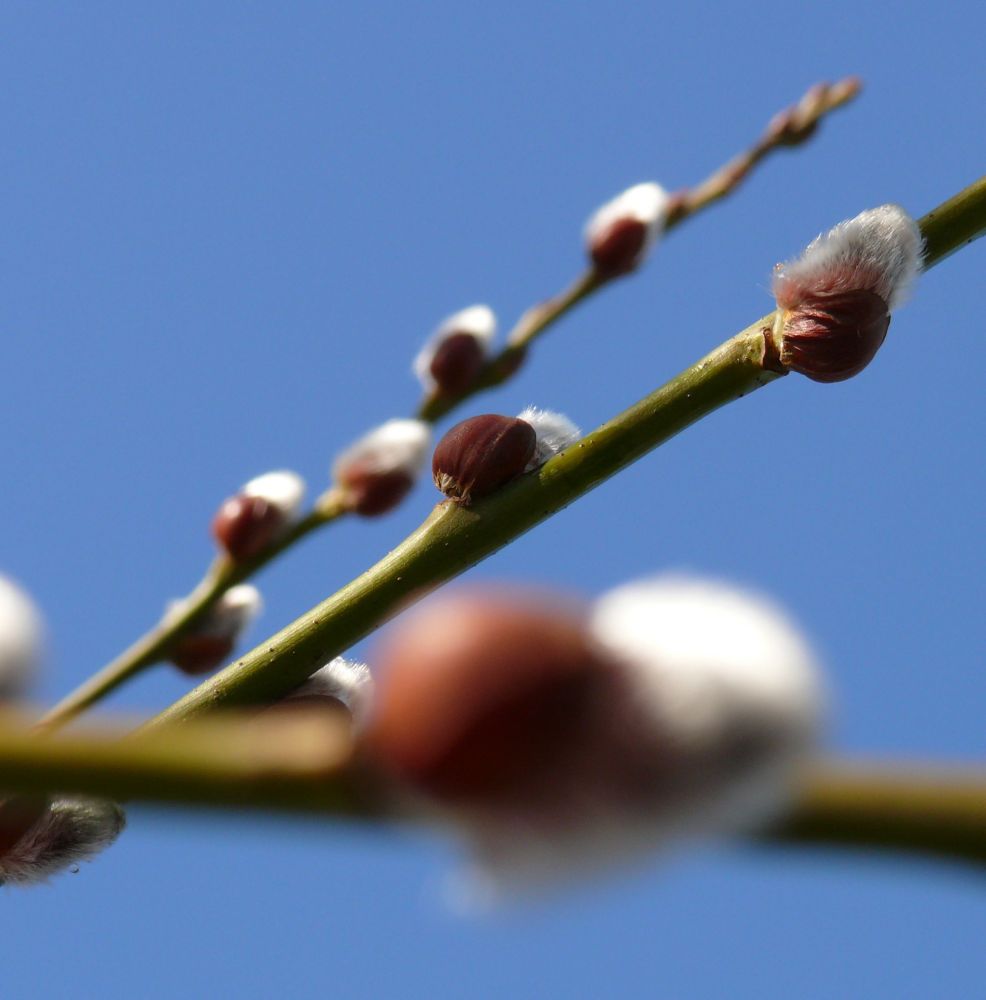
[417,76,862,422]
[37,492,348,731]
[143,176,986,731]
[44,80,860,730]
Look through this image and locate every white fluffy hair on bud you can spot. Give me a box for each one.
[0,797,125,886]
[242,469,306,519]
[772,204,923,312]
[413,304,497,391]
[289,656,374,725]
[333,419,432,480]
[590,575,824,834]
[584,182,669,247]
[517,406,581,469]
[210,584,263,638]
[0,574,44,700]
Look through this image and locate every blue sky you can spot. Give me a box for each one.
[1,3,984,997]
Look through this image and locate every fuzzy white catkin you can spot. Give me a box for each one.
[453,575,824,902]
[517,406,581,469]
[289,656,374,725]
[241,470,306,520]
[584,182,669,252]
[0,575,44,700]
[333,419,432,480]
[413,305,497,392]
[0,798,125,887]
[772,204,923,312]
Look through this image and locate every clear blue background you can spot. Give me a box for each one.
[1,3,983,997]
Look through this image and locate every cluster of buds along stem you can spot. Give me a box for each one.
[769,205,923,382]
[165,584,263,676]
[414,305,497,398]
[0,795,125,887]
[332,419,432,517]
[358,575,823,897]
[432,407,580,503]
[0,575,43,701]
[211,470,306,562]
[584,182,670,279]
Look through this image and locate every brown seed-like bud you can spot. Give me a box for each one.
[337,462,414,516]
[168,634,236,676]
[212,495,285,561]
[362,594,634,807]
[589,216,650,278]
[428,331,486,396]
[432,414,536,503]
[779,289,890,383]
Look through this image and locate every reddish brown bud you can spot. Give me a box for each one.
[428,332,486,396]
[362,594,636,807]
[779,289,890,383]
[212,495,285,561]
[589,216,650,278]
[168,634,236,676]
[337,462,414,516]
[432,414,536,503]
[0,795,49,855]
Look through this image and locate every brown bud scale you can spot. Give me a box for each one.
[432,414,536,503]
[590,216,648,278]
[429,332,486,396]
[780,289,890,383]
[338,463,414,516]
[212,495,285,561]
[169,634,235,676]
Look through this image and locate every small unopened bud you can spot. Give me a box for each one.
[433,407,579,503]
[360,576,823,896]
[283,657,373,726]
[0,575,43,701]
[414,305,496,397]
[167,584,263,676]
[333,419,431,516]
[0,797,125,887]
[212,470,306,561]
[584,182,669,278]
[771,205,923,382]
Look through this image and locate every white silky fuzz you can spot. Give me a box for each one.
[772,204,923,312]
[0,575,44,700]
[333,419,432,481]
[165,584,263,640]
[584,182,669,250]
[242,470,306,521]
[517,406,581,470]
[289,656,374,725]
[0,797,125,886]
[413,305,497,391]
[452,575,824,901]
[590,576,823,833]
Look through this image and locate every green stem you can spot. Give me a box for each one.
[38,493,348,732]
[766,759,986,868]
[147,175,986,730]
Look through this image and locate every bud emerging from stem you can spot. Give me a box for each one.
[283,657,373,725]
[414,305,496,397]
[771,205,923,382]
[360,576,823,896]
[167,584,263,675]
[333,419,431,516]
[0,796,125,887]
[433,408,580,503]
[211,470,306,561]
[584,182,669,279]
[0,575,43,701]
